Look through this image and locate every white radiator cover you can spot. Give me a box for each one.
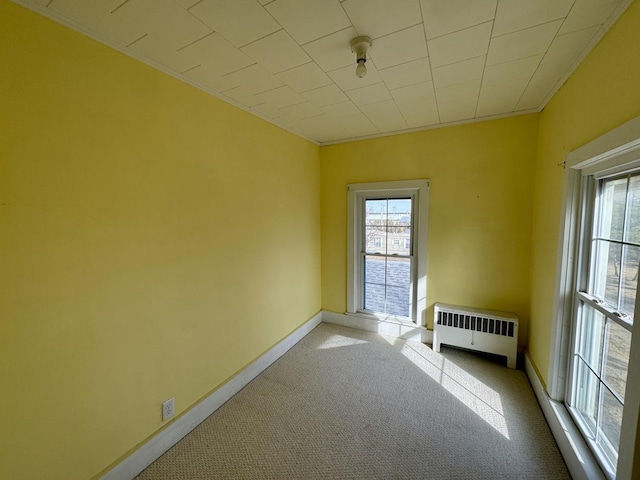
[433,303,518,369]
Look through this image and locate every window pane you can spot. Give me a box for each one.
[386,257,410,287]
[574,358,600,436]
[620,245,640,317]
[364,255,385,285]
[365,199,387,226]
[592,240,622,307]
[598,387,623,467]
[577,303,605,372]
[598,177,627,241]
[624,175,640,243]
[386,286,410,317]
[365,227,386,254]
[387,227,411,255]
[387,198,411,226]
[363,282,385,312]
[602,320,631,401]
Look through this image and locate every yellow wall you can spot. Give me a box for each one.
[0,2,320,479]
[320,115,539,340]
[528,0,640,383]
[5,0,640,477]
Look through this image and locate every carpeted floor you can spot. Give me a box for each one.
[136,323,570,479]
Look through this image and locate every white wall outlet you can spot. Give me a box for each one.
[162,397,175,422]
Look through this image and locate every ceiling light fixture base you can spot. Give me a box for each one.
[350,36,372,78]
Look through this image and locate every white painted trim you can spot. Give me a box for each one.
[322,310,432,344]
[100,312,323,480]
[346,180,430,326]
[525,353,605,480]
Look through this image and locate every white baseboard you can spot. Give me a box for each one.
[524,352,605,480]
[322,310,432,343]
[101,311,323,480]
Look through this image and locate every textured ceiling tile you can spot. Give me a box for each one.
[293,115,350,141]
[222,85,264,107]
[302,84,350,107]
[276,62,333,93]
[241,30,311,74]
[252,102,285,119]
[302,27,358,71]
[475,77,529,117]
[185,64,240,92]
[534,56,575,85]
[173,0,201,8]
[516,56,576,111]
[420,0,497,39]
[559,0,623,34]
[327,61,383,91]
[398,99,440,128]
[370,25,428,69]
[189,0,280,47]
[342,0,422,38]
[481,55,543,87]
[360,100,408,132]
[28,0,630,144]
[254,85,306,108]
[129,34,202,73]
[321,100,361,118]
[379,58,432,89]
[486,20,563,66]
[279,101,325,121]
[303,28,357,72]
[516,77,554,111]
[436,79,481,122]
[48,0,144,45]
[265,0,351,44]
[432,55,485,88]
[222,64,284,94]
[336,113,381,137]
[543,26,600,64]
[346,83,392,106]
[428,21,492,68]
[493,0,574,37]
[390,81,435,105]
[179,32,255,76]
[116,0,209,48]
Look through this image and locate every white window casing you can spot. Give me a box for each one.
[549,115,640,480]
[347,180,429,326]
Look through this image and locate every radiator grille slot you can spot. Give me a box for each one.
[437,311,515,337]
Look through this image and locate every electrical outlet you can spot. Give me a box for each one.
[162,397,175,422]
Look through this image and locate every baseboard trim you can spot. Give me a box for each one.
[101,311,323,480]
[322,310,432,343]
[524,352,605,480]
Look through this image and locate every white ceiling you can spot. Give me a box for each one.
[17,0,632,145]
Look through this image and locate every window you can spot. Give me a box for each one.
[347,180,429,325]
[549,118,640,480]
[568,172,638,474]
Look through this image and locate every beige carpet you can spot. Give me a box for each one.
[136,323,570,479]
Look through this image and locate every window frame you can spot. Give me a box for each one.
[566,171,637,475]
[347,180,429,326]
[548,116,640,480]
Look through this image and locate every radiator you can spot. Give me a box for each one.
[433,303,518,369]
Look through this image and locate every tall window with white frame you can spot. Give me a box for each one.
[347,180,429,325]
[569,171,640,475]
